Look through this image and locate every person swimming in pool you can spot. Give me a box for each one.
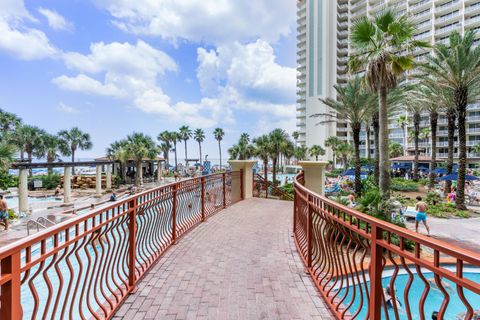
[415,196,430,236]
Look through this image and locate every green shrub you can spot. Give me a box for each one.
[113,175,122,188]
[29,174,61,190]
[426,192,441,205]
[280,183,294,198]
[0,171,18,190]
[330,195,349,206]
[7,209,17,220]
[390,178,419,192]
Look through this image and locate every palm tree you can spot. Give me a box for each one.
[419,128,431,151]
[58,127,93,164]
[125,133,158,186]
[170,132,180,170]
[350,9,428,198]
[268,129,289,185]
[0,143,15,171]
[107,140,129,182]
[314,76,376,195]
[396,115,409,156]
[308,145,325,161]
[294,145,308,161]
[404,92,425,181]
[193,129,205,164]
[420,30,480,209]
[158,131,174,170]
[411,83,449,188]
[280,139,295,166]
[13,125,45,175]
[472,143,480,155]
[0,109,21,139]
[178,125,192,166]
[213,128,225,169]
[253,135,271,198]
[337,142,353,170]
[41,133,62,174]
[292,131,300,146]
[372,111,380,184]
[389,142,404,158]
[324,136,342,169]
[229,134,255,161]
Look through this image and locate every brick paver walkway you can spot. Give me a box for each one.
[113,198,333,320]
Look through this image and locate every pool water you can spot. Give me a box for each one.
[340,271,480,319]
[265,173,296,185]
[6,196,62,209]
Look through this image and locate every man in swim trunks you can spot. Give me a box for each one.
[0,195,9,230]
[415,196,430,235]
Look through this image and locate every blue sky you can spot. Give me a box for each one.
[0,0,297,161]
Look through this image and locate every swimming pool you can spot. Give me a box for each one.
[339,269,480,319]
[6,196,62,209]
[265,173,296,185]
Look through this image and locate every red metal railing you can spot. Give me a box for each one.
[253,174,293,201]
[293,172,480,319]
[0,171,242,320]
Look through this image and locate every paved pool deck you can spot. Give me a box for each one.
[113,198,333,320]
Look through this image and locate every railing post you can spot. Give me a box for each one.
[201,177,206,222]
[172,184,178,244]
[293,184,297,235]
[0,251,21,320]
[222,172,226,208]
[369,224,383,319]
[307,194,313,269]
[240,169,244,200]
[128,197,138,293]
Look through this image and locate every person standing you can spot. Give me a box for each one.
[0,195,9,230]
[415,196,430,236]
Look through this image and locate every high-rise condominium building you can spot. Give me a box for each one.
[297,0,480,164]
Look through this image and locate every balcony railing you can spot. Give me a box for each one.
[293,172,480,319]
[0,171,243,319]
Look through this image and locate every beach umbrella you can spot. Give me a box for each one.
[431,167,448,174]
[341,168,368,176]
[439,173,479,181]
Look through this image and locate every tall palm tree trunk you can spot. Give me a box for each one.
[198,142,202,165]
[184,140,188,166]
[456,88,468,209]
[136,160,143,186]
[353,124,362,196]
[272,157,277,186]
[373,112,380,185]
[47,155,54,175]
[413,112,420,181]
[28,152,33,177]
[429,111,438,189]
[446,107,456,194]
[121,162,127,183]
[378,87,390,198]
[366,125,371,169]
[402,124,407,156]
[173,142,178,170]
[71,149,76,175]
[264,159,268,199]
[218,141,222,169]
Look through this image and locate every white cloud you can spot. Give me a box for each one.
[54,40,225,128]
[93,0,295,45]
[52,74,127,98]
[57,102,79,113]
[38,8,73,31]
[0,1,57,60]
